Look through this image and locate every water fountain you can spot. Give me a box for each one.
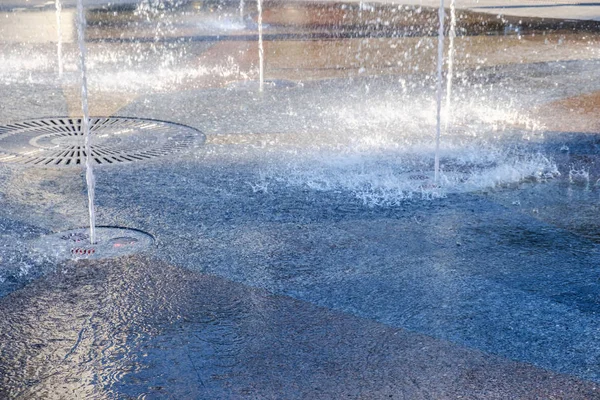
[444,0,457,131]
[1,0,600,397]
[257,0,265,92]
[76,0,96,244]
[55,0,64,78]
[434,0,445,183]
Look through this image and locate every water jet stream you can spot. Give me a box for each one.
[76,0,97,244]
[257,0,264,92]
[434,0,445,183]
[55,0,63,78]
[444,0,457,131]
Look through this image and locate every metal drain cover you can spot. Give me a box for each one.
[0,117,204,167]
[31,227,154,261]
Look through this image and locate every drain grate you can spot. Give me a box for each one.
[31,227,154,261]
[0,117,204,167]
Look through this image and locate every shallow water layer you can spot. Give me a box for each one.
[2,256,599,399]
[1,0,600,398]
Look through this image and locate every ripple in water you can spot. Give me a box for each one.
[0,258,254,399]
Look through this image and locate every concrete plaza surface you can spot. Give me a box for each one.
[1,0,600,398]
[2,73,600,398]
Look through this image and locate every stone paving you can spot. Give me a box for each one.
[1,257,599,399]
[1,1,600,398]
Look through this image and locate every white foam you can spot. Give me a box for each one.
[253,99,557,206]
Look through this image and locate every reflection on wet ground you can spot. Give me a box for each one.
[1,256,599,399]
[2,0,600,398]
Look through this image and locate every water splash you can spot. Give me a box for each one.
[0,46,251,92]
[434,0,446,183]
[76,0,97,244]
[256,144,556,207]
[55,0,63,78]
[257,0,264,92]
[244,92,558,207]
[239,0,245,22]
[444,0,457,131]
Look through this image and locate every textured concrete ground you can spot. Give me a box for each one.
[1,257,599,399]
[1,1,600,398]
[2,69,600,397]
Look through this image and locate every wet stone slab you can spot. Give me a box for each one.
[2,2,600,397]
[0,256,598,399]
[0,55,599,392]
[32,147,592,383]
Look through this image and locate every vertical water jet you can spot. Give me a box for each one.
[444,0,457,131]
[76,0,96,244]
[55,0,63,78]
[434,0,445,183]
[257,0,264,92]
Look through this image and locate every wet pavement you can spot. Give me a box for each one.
[2,0,600,398]
[1,256,599,399]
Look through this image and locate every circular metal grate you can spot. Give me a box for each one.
[31,227,155,261]
[0,117,204,167]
